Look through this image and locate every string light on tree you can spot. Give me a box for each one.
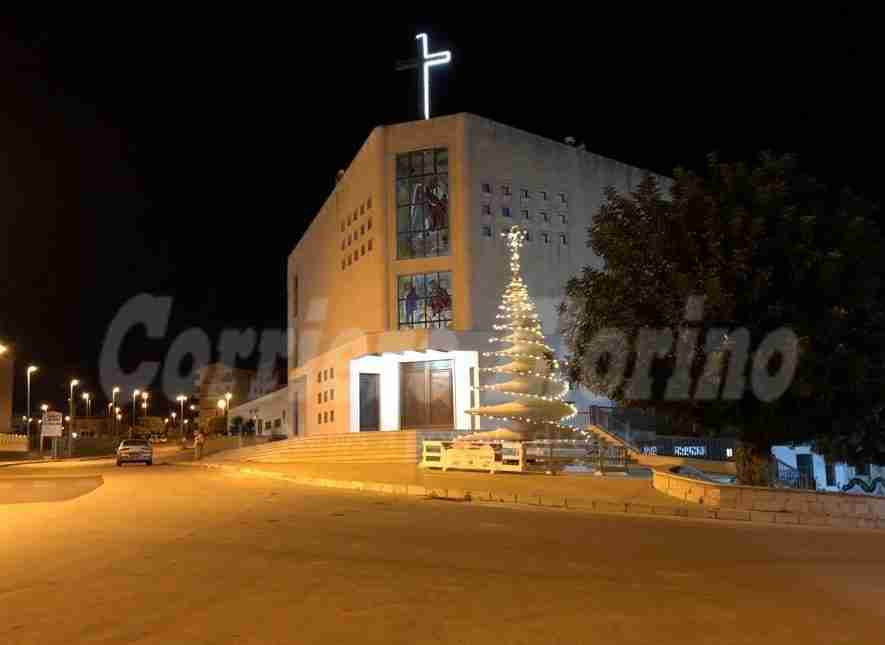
[464,226,577,440]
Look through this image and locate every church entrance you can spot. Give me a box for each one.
[400,360,454,430]
[359,374,380,432]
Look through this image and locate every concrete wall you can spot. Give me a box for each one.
[653,468,885,529]
[0,433,28,453]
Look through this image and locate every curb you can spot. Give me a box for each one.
[177,461,884,531]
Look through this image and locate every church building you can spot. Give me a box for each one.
[287,113,667,437]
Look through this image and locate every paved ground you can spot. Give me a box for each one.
[205,460,688,507]
[1,459,883,644]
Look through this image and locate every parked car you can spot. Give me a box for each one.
[149,433,168,444]
[116,439,154,466]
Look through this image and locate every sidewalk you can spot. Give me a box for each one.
[180,458,723,517]
[178,459,883,530]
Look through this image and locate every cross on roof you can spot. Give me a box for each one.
[395,33,452,120]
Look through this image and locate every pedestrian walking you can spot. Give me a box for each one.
[194,429,205,460]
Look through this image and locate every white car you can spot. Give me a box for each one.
[116,439,154,466]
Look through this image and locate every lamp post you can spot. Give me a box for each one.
[112,387,120,434]
[177,395,186,437]
[132,389,140,430]
[26,365,38,434]
[142,391,149,417]
[82,392,91,417]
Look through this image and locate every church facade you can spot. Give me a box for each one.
[287,113,666,437]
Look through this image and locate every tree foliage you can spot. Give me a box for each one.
[560,153,885,478]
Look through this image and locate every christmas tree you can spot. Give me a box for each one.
[465,226,577,440]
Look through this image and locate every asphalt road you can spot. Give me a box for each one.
[1,459,883,644]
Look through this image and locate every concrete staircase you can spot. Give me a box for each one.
[209,431,421,465]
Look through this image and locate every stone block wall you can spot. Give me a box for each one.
[653,468,885,528]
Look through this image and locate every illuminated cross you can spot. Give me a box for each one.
[395,33,452,120]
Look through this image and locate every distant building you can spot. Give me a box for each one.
[192,363,254,428]
[229,387,292,439]
[0,344,13,434]
[773,445,885,494]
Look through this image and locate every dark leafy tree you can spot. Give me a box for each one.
[560,153,885,483]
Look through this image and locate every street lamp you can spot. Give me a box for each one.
[112,387,120,432]
[26,366,38,430]
[70,379,79,422]
[132,389,140,427]
[0,343,7,355]
[177,395,187,436]
[82,392,91,417]
[142,391,149,416]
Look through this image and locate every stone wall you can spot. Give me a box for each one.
[653,467,885,529]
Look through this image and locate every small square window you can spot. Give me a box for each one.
[318,413,322,424]
[541,212,550,223]
[330,389,334,401]
[323,411,328,423]
[317,373,322,383]
[367,217,372,230]
[340,222,345,233]
[360,204,365,215]
[323,369,328,381]
[524,230,533,242]
[501,184,512,197]
[481,203,491,216]
[330,367,334,379]
[502,207,512,218]
[348,234,352,245]
[560,233,568,245]
[353,251,358,262]
[559,214,568,225]
[539,190,548,201]
[354,210,358,221]
[341,260,345,270]
[340,240,345,250]
[542,232,550,244]
[481,182,492,194]
[330,410,334,422]
[347,255,352,266]
[360,224,365,236]
[317,393,322,404]
[361,245,365,256]
[520,189,530,199]
[368,239,373,251]
[367,197,372,210]
[347,215,351,225]
[481,225,492,238]
[558,192,567,204]
[521,209,530,220]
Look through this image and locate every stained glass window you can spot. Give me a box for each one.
[398,271,453,329]
[396,148,449,259]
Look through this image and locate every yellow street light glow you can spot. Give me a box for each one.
[71,379,79,387]
[133,389,140,396]
[112,387,120,394]
[27,365,38,374]
[41,404,48,412]
[142,392,149,400]
[0,344,6,355]
[217,399,227,409]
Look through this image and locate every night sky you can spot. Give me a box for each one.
[1,11,879,415]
